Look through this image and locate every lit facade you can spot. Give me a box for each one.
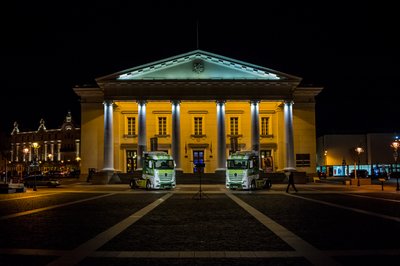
[317,133,400,176]
[74,50,322,182]
[8,112,81,176]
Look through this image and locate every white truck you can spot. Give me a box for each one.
[130,151,176,190]
[226,151,272,190]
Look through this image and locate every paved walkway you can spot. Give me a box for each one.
[1,177,399,265]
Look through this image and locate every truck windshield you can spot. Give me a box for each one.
[154,160,174,169]
[227,160,248,169]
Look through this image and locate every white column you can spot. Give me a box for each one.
[57,141,61,161]
[15,143,20,162]
[103,100,114,171]
[171,100,181,169]
[44,141,48,161]
[50,142,54,161]
[11,144,14,162]
[216,100,226,169]
[75,139,80,158]
[28,143,32,162]
[284,101,295,170]
[250,100,260,152]
[137,100,147,169]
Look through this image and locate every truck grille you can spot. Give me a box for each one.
[159,171,173,182]
[228,172,244,182]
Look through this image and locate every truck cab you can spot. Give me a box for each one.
[226,151,271,190]
[130,151,176,190]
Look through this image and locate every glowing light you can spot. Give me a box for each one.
[117,51,281,80]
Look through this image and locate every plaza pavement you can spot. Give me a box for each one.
[0,177,399,265]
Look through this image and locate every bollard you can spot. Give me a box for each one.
[378,178,386,191]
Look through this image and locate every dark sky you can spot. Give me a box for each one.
[1,1,399,137]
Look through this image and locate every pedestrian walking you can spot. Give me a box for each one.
[286,171,298,193]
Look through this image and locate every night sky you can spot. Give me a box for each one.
[1,2,398,137]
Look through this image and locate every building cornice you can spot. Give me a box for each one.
[98,80,300,101]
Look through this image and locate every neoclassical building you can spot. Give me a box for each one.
[74,50,322,183]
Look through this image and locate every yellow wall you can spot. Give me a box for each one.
[293,103,317,173]
[80,103,104,176]
[80,100,318,175]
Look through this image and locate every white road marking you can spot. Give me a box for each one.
[225,192,341,266]
[47,193,173,266]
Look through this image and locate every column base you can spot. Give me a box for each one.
[108,172,121,184]
[283,167,296,172]
[214,168,226,178]
[91,170,119,184]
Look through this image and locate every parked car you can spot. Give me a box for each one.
[349,170,369,178]
[23,175,61,188]
[45,170,69,178]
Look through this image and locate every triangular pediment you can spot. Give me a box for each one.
[97,50,301,82]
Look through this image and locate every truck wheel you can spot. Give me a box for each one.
[250,180,256,190]
[146,180,151,190]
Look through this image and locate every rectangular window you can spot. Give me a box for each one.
[126,150,137,173]
[194,117,203,135]
[230,117,239,135]
[261,117,269,135]
[127,117,135,135]
[158,117,167,135]
[296,154,311,167]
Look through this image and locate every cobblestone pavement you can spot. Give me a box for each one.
[0,180,399,266]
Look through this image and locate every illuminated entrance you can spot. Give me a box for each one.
[193,150,204,173]
[126,150,137,173]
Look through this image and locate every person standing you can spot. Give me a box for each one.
[286,171,298,193]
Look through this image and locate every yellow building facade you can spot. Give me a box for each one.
[74,50,322,183]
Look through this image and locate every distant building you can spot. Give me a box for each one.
[7,112,81,177]
[74,50,322,183]
[317,133,399,177]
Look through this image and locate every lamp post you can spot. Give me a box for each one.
[32,142,40,191]
[23,148,29,177]
[76,156,81,168]
[355,147,364,187]
[391,139,400,191]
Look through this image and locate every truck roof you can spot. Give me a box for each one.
[143,151,173,160]
[228,151,258,159]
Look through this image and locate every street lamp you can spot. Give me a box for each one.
[23,148,29,176]
[355,147,364,187]
[390,139,400,191]
[76,156,81,170]
[32,142,40,191]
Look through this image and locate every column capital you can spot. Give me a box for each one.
[216,100,226,105]
[170,100,181,105]
[137,100,147,105]
[103,100,113,105]
[249,99,260,105]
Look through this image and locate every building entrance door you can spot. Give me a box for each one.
[260,150,273,172]
[193,150,204,173]
[126,150,137,173]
